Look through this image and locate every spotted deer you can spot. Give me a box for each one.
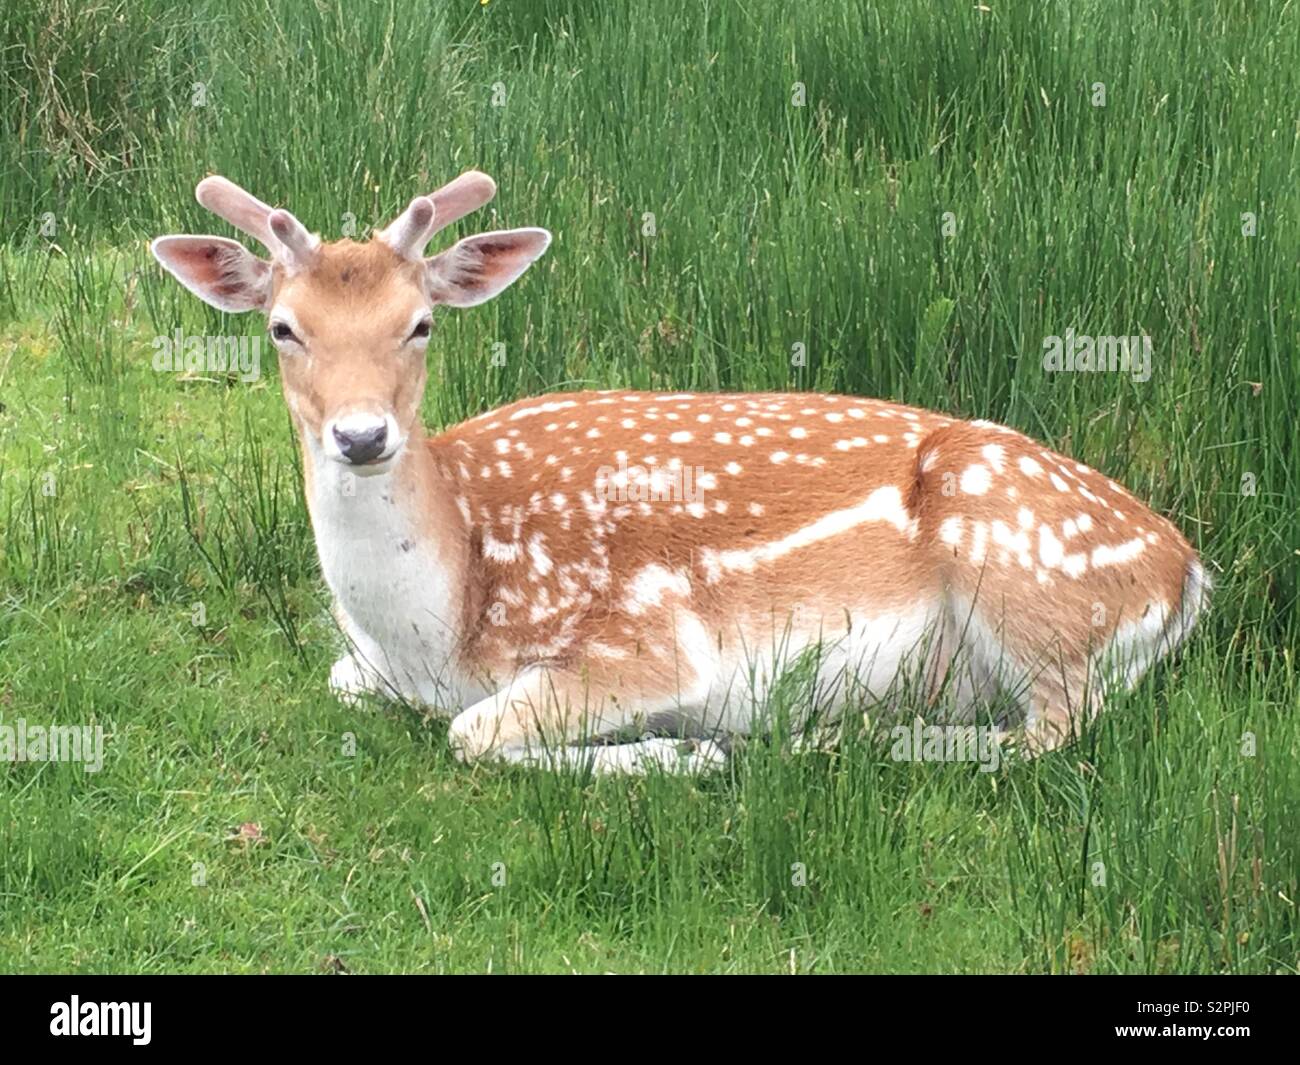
[151,172,1208,773]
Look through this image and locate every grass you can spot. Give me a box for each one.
[0,0,1296,973]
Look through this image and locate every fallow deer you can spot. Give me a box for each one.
[152,172,1208,773]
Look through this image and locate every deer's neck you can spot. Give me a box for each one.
[300,426,477,709]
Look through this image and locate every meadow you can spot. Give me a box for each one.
[0,0,1296,973]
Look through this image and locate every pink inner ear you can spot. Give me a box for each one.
[152,235,271,312]
[427,229,551,307]
[171,242,245,300]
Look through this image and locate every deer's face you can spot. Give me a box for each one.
[152,173,549,472]
[268,241,431,469]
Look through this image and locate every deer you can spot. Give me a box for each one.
[151,172,1209,774]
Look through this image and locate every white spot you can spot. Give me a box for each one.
[508,399,577,421]
[960,464,992,495]
[939,517,964,546]
[714,432,733,445]
[790,426,808,439]
[1076,513,1094,533]
[483,531,522,563]
[1018,456,1043,478]
[1017,506,1035,530]
[981,444,1006,473]
[770,451,789,464]
[969,522,989,563]
[748,502,764,516]
[1038,525,1064,568]
[991,520,1031,560]
[1091,538,1145,568]
[624,564,692,616]
[527,534,553,576]
[1062,553,1088,578]
[1050,472,1070,492]
[725,461,742,475]
[669,430,692,444]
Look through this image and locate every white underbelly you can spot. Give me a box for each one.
[683,603,945,735]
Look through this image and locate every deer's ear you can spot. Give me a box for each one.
[151,235,273,312]
[425,228,551,308]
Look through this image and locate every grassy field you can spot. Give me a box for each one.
[0,0,1296,973]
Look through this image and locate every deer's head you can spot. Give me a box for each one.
[152,173,550,472]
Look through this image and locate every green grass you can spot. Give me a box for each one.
[0,0,1296,973]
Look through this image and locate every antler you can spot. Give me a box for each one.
[194,175,319,272]
[378,170,498,260]
[193,171,498,266]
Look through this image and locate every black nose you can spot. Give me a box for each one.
[333,422,388,464]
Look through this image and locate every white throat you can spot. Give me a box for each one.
[303,435,469,711]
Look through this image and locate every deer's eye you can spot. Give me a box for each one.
[270,321,299,344]
[408,318,432,342]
